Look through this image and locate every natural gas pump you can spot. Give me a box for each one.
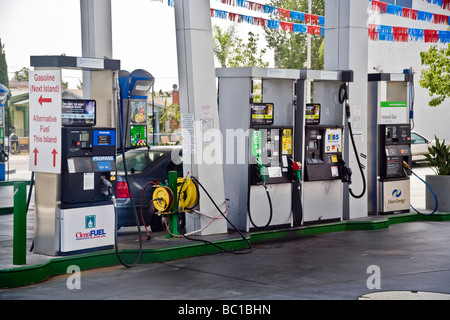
[118,69,155,148]
[368,72,413,215]
[378,124,412,214]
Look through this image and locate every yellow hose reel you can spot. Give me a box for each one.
[152,178,199,214]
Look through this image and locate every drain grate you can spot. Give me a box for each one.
[359,291,450,300]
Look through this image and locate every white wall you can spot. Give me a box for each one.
[367,0,450,141]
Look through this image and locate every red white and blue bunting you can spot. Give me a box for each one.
[419,0,450,11]
[210,8,324,35]
[369,24,450,43]
[152,0,450,43]
[371,0,449,25]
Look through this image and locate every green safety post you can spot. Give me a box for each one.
[167,171,180,238]
[13,182,27,265]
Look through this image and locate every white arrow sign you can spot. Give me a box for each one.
[29,70,62,173]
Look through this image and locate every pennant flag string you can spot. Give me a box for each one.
[370,0,450,25]
[210,7,325,36]
[419,0,450,11]
[152,1,450,45]
[214,0,325,26]
[369,23,450,43]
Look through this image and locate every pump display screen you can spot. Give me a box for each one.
[62,99,96,127]
[130,125,147,147]
[80,132,90,141]
[309,140,318,150]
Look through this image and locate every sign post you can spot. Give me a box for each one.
[29,70,62,173]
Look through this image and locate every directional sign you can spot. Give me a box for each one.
[29,70,62,173]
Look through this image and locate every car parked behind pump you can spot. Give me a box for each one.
[115,146,183,230]
[410,131,434,163]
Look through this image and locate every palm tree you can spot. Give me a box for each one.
[212,24,237,67]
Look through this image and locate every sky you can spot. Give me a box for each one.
[0,0,271,92]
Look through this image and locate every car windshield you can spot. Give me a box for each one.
[411,132,426,144]
[116,150,165,173]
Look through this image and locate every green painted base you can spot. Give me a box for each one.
[1,212,449,289]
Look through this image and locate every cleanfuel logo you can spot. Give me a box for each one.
[75,215,106,240]
[85,215,96,229]
[389,189,406,204]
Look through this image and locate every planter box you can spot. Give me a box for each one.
[426,175,450,213]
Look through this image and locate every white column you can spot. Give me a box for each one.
[325,0,369,220]
[174,0,227,235]
[80,0,115,128]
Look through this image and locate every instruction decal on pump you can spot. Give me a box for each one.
[282,129,292,155]
[94,130,115,146]
[324,128,342,153]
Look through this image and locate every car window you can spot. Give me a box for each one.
[411,133,426,144]
[117,150,165,173]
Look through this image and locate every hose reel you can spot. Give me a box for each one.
[152,177,199,214]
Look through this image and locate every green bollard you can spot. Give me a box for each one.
[13,182,27,265]
[167,171,180,238]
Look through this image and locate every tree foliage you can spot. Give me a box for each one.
[213,25,269,68]
[422,136,450,175]
[264,0,324,69]
[419,44,450,107]
[0,38,12,137]
[228,31,269,68]
[213,25,238,68]
[12,67,29,82]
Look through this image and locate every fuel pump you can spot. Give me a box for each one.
[58,104,117,254]
[118,69,155,149]
[367,72,414,215]
[248,125,294,230]
[30,55,121,256]
[295,69,355,225]
[0,84,7,181]
[217,68,299,232]
[378,124,412,214]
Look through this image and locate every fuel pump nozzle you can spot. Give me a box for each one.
[292,161,302,180]
[101,177,114,197]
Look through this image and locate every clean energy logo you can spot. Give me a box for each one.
[388,189,406,204]
[392,189,402,198]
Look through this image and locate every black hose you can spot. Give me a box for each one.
[247,182,273,230]
[339,83,367,199]
[293,179,303,226]
[347,122,367,199]
[114,84,143,268]
[189,176,252,254]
